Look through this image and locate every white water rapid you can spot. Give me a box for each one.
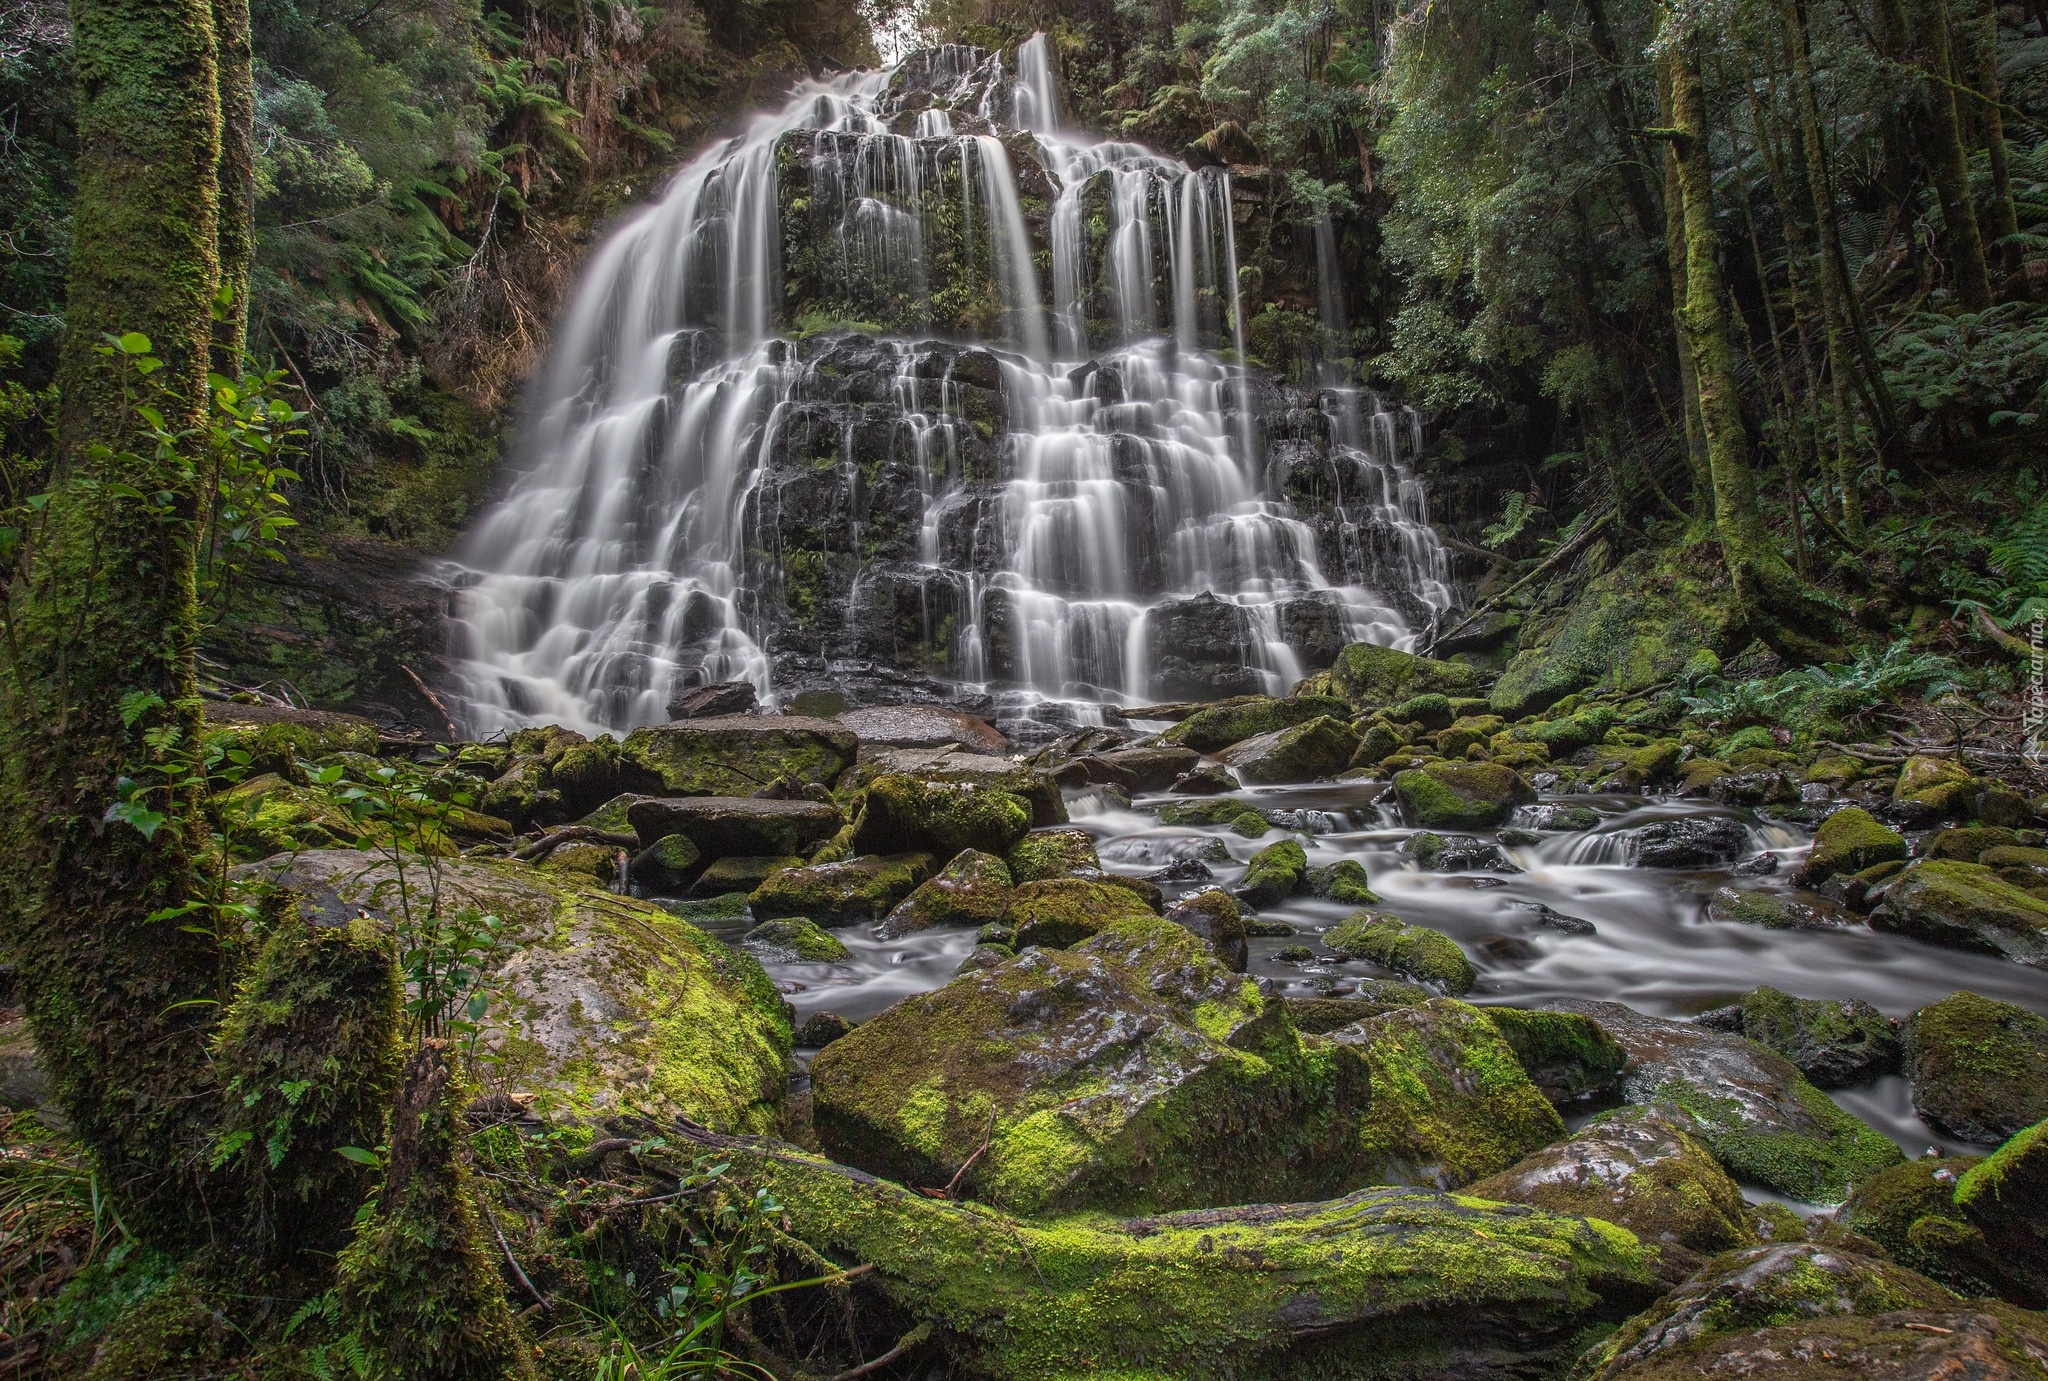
[446,36,1453,737]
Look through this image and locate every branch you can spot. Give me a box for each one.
[1424,510,1614,655]
[826,1322,933,1381]
[1968,605,2035,660]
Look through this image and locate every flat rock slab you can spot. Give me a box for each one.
[626,795,842,856]
[838,705,1009,755]
[621,715,858,795]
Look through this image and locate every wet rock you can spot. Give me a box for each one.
[1733,849,1780,875]
[1164,889,1247,971]
[1530,803,1602,831]
[1310,642,1487,711]
[1728,986,1900,1087]
[852,750,1067,828]
[1282,982,1430,1031]
[876,848,1013,938]
[1466,1106,1755,1276]
[621,715,858,796]
[575,791,658,835]
[1391,692,1455,730]
[1304,859,1377,904]
[1096,745,1200,791]
[1142,594,1270,701]
[1157,797,1269,836]
[850,772,1034,864]
[1402,831,1512,872]
[689,854,803,897]
[837,704,1009,754]
[1393,760,1536,829]
[626,795,843,857]
[1485,1007,1629,1103]
[1328,998,1564,1187]
[1956,1118,2048,1307]
[1236,838,1307,908]
[1508,705,1620,760]
[1323,910,1476,994]
[1873,859,2048,965]
[794,1011,855,1048]
[628,834,704,892]
[666,680,759,719]
[1242,916,1296,936]
[810,914,1373,1214]
[1928,825,2027,862]
[749,853,932,925]
[1894,753,1975,820]
[1707,767,1800,807]
[744,916,850,963]
[1347,719,1404,771]
[1797,806,1907,887]
[1706,885,1861,931]
[1143,857,1215,884]
[1006,877,1160,949]
[1836,1157,2004,1298]
[1984,845,2048,895]
[1536,906,1598,936]
[1169,765,1238,795]
[1546,998,1901,1202]
[1004,826,1100,883]
[1218,715,1360,784]
[1903,992,2048,1143]
[1159,694,1354,753]
[1628,815,1748,868]
[958,944,1013,972]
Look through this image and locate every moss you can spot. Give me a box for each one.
[1803,755,1865,785]
[1735,986,1899,1088]
[1601,741,1681,791]
[1839,1157,1999,1294]
[201,707,382,777]
[1348,721,1404,771]
[657,891,753,923]
[882,849,1014,936]
[1007,877,1159,948]
[691,853,803,896]
[619,716,858,796]
[1904,991,2048,1143]
[1159,695,1353,752]
[1797,807,1906,886]
[1220,715,1361,784]
[1894,753,1974,813]
[749,853,931,925]
[1391,693,1455,729]
[1649,1069,1901,1203]
[1156,798,1270,836]
[628,833,704,892]
[218,772,370,859]
[1875,859,2048,964]
[1510,706,1620,758]
[1324,911,1476,993]
[1954,1118,2048,1307]
[1927,825,2025,862]
[1305,859,1377,904]
[1317,644,1487,711]
[539,840,617,885]
[1008,827,1101,882]
[1284,984,1430,1032]
[1163,889,1248,969]
[1237,839,1307,908]
[853,773,1034,863]
[1484,1007,1629,1102]
[1393,761,1535,829]
[745,916,850,962]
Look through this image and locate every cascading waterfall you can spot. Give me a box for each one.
[447,34,1454,736]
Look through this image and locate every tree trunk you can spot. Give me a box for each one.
[0,0,224,1247]
[1658,59,1712,523]
[1894,0,1994,308]
[1964,0,2019,272]
[213,0,256,363]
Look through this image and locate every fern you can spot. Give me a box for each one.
[1482,488,1541,550]
[1989,496,2048,595]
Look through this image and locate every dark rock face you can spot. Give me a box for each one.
[837,705,1009,754]
[667,680,759,719]
[626,795,843,857]
[1629,816,1749,868]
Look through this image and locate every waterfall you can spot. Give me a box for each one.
[447,38,1454,737]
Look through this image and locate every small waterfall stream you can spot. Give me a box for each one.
[448,36,1452,736]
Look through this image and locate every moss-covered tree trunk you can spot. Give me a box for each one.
[1964,0,2019,274]
[1657,61,1712,524]
[212,0,255,362]
[0,0,224,1247]
[1892,0,1994,308]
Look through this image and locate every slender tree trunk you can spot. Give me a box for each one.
[213,0,256,363]
[1658,59,1713,523]
[1964,0,2019,272]
[0,0,224,1247]
[1893,0,1994,307]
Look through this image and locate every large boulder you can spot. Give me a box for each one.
[1894,753,1975,818]
[1628,815,1748,868]
[749,853,931,925]
[249,851,790,1133]
[1873,860,2048,966]
[1392,760,1536,829]
[876,849,1013,938]
[1236,838,1308,908]
[1836,1156,2006,1298]
[1484,1007,1630,1104]
[1903,992,2048,1143]
[1006,877,1159,949]
[1324,911,1476,994]
[1006,827,1100,881]
[620,714,858,795]
[1311,643,1487,711]
[625,795,842,857]
[1218,716,1360,784]
[1163,889,1247,971]
[202,702,382,772]
[1328,999,1565,1188]
[851,749,1067,828]
[1160,695,1353,753]
[1097,745,1200,791]
[1957,1119,2048,1308]
[1709,986,1901,1087]
[1797,807,1907,887]
[837,705,1009,754]
[1547,998,1901,1202]
[851,773,1033,864]
[810,915,1375,1215]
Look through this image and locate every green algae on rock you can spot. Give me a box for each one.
[1903,992,2048,1143]
[1006,877,1161,949]
[1218,715,1360,784]
[1796,807,1906,887]
[749,853,932,925]
[810,915,1374,1215]
[1323,910,1476,994]
[1305,858,1377,904]
[744,916,850,963]
[1236,838,1308,908]
[852,772,1033,864]
[1874,859,2048,966]
[1158,694,1353,752]
[1484,1007,1629,1103]
[1006,827,1100,881]
[878,848,1013,938]
[1156,797,1270,836]
[1393,760,1536,829]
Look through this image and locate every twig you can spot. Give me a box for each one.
[399,663,461,740]
[826,1322,933,1381]
[512,825,639,861]
[927,1109,997,1200]
[480,1196,550,1312]
[1425,510,1614,655]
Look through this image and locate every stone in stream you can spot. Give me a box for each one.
[1704,885,1861,931]
[1169,765,1238,795]
[848,772,1034,864]
[1903,992,2048,1144]
[1529,803,1602,831]
[748,854,932,925]
[1006,877,1159,949]
[1217,715,1360,784]
[619,714,858,796]
[1484,1007,1629,1103]
[1162,888,1247,971]
[1956,1119,2048,1308]
[626,794,842,857]
[627,834,703,892]
[1575,1241,2045,1381]
[1393,760,1535,829]
[1893,752,1977,821]
[1796,805,1907,886]
[1402,831,1513,872]
[793,1011,855,1049]
[1697,986,1900,1088]
[1545,997,1901,1202]
[1005,826,1100,881]
[1323,910,1476,994]
[1095,745,1200,791]
[1158,694,1353,753]
[1834,1156,2007,1300]
[875,848,1013,938]
[1235,838,1308,908]
[1281,982,1430,1031]
[665,679,758,719]
[1927,825,2029,862]
[1873,859,2048,966]
[689,853,802,897]
[743,917,849,963]
[1157,797,1268,835]
[1304,858,1377,904]
[1627,814,1748,868]
[809,914,1374,1215]
[835,704,1010,755]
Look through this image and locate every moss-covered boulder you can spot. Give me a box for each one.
[749,853,931,925]
[1509,705,1620,759]
[1324,911,1476,993]
[1928,825,2026,862]
[851,773,1033,865]
[1467,1106,1755,1274]
[1329,998,1565,1188]
[250,851,791,1133]
[1096,745,1202,791]
[629,833,703,892]
[1903,992,2048,1143]
[1711,986,1900,1088]
[1874,860,2048,965]
[1391,693,1455,731]
[1006,827,1100,881]
[1218,715,1360,784]
[1163,888,1247,971]
[1236,838,1308,908]
[1549,998,1901,1202]
[877,849,1013,938]
[1956,1118,2048,1307]
[1797,807,1907,887]
[810,915,1374,1215]
[620,714,857,796]
[220,773,371,858]
[1305,858,1377,904]
[1894,753,1975,818]
[203,702,382,776]
[1283,982,1431,1032]
[1347,720,1404,770]
[1705,886,1860,931]
[1159,695,1354,753]
[1837,1156,2003,1297]
[626,795,842,857]
[1485,1007,1629,1103]
[1313,643,1488,711]
[1393,760,1536,829]
[1006,877,1160,949]
[743,916,850,963]
[690,853,803,897]
[1156,797,1270,836]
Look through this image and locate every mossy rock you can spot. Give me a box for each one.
[1324,911,1476,993]
[847,748,1069,830]
[626,795,843,857]
[744,916,850,963]
[574,791,656,835]
[1600,741,1681,792]
[1315,643,1487,711]
[852,773,1033,865]
[1874,859,2048,966]
[878,848,1013,938]
[1903,992,2048,1143]
[546,734,664,818]
[1797,807,1907,887]
[250,852,790,1133]
[1218,715,1360,784]
[1006,827,1100,882]
[689,853,804,898]
[1551,998,1901,1203]
[749,853,932,925]
[1510,706,1620,758]
[202,703,382,777]
[1803,755,1865,786]
[1237,838,1308,908]
[1305,859,1377,904]
[1894,753,1975,816]
[1955,1118,2048,1307]
[1467,1105,1755,1273]
[1163,888,1248,971]
[1283,982,1430,1032]
[660,891,753,924]
[628,833,703,892]
[1733,986,1899,1088]
[1159,695,1353,753]
[1837,1156,2001,1296]
[1348,720,1403,770]
[1156,797,1270,836]
[1330,998,1565,1188]
[219,773,371,858]
[540,840,619,884]
[1006,877,1159,949]
[810,915,1374,1215]
[1484,1007,1628,1103]
[620,714,858,796]
[1928,825,2026,862]
[1393,761,1535,829]
[1392,693,1455,730]
[1704,886,1859,932]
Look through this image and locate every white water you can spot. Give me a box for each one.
[446,36,1452,736]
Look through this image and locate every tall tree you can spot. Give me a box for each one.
[214,0,256,362]
[1890,0,1994,307]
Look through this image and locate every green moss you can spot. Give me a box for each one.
[658,891,753,923]
[1393,761,1535,829]
[1324,911,1476,993]
[1927,826,2024,862]
[201,707,381,776]
[854,773,1034,863]
[1904,991,2048,1143]
[692,853,802,895]
[619,717,858,796]
[218,772,370,858]
[1237,839,1307,908]
[1509,706,1620,758]
[1008,827,1101,882]
[1156,798,1270,836]
[1894,753,1974,812]
[1390,693,1455,729]
[1007,878,1159,948]
[745,916,850,962]
[1484,1007,1628,1102]
[1839,1157,1999,1294]
[1221,715,1361,784]
[883,849,1014,935]
[1159,695,1354,752]
[1649,1070,1901,1203]
[1876,859,2048,964]
[1305,859,1377,904]
[1316,644,1487,711]
[749,853,931,924]
[1798,807,1906,885]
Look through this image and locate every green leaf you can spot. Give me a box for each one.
[117,331,153,355]
[335,1145,382,1166]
